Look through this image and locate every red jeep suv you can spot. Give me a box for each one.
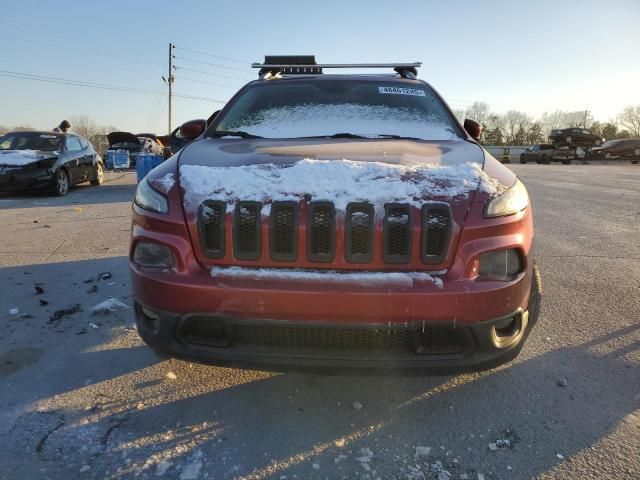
[130,57,541,372]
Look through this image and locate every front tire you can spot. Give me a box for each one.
[604,152,612,159]
[52,169,69,196]
[90,162,104,186]
[519,155,527,164]
[561,159,571,165]
[541,155,551,165]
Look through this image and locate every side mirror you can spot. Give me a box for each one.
[463,118,482,141]
[179,119,206,141]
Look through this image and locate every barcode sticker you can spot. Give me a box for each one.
[378,86,426,96]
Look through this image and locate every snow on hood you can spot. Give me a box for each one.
[224,104,458,140]
[0,149,57,167]
[211,266,444,288]
[180,158,504,212]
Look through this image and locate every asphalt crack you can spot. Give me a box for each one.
[35,413,65,454]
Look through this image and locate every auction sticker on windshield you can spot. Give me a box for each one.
[378,86,426,96]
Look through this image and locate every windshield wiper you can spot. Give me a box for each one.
[212,130,263,139]
[304,133,422,140]
[374,134,422,140]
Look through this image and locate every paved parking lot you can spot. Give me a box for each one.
[0,165,638,480]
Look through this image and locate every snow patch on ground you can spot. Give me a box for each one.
[221,104,457,140]
[181,158,502,212]
[90,298,129,315]
[211,266,444,288]
[0,149,53,167]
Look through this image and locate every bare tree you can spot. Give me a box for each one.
[464,101,490,125]
[617,105,640,137]
[69,115,117,150]
[503,110,533,145]
[451,108,465,122]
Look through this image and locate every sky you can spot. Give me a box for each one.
[1,0,639,134]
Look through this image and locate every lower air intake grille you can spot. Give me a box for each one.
[421,205,451,264]
[383,204,411,263]
[180,316,468,354]
[233,202,261,260]
[308,202,335,262]
[198,200,226,258]
[270,202,298,261]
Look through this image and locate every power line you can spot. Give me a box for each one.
[173,45,250,65]
[179,76,238,89]
[0,33,164,67]
[0,69,226,103]
[174,66,253,82]
[174,56,252,74]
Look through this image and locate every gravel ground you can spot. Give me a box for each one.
[0,165,638,480]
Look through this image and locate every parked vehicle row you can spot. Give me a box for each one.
[519,138,640,164]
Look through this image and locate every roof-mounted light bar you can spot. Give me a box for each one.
[251,62,422,69]
[253,56,422,78]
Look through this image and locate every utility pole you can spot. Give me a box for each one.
[168,43,174,135]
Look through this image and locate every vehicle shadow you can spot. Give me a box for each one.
[0,306,637,478]
[0,172,136,209]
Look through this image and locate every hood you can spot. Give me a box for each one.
[107,132,140,146]
[0,149,58,167]
[179,137,484,169]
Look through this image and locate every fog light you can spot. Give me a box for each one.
[478,249,522,280]
[133,241,174,268]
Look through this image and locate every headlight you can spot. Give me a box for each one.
[134,179,169,213]
[485,178,528,218]
[36,157,57,169]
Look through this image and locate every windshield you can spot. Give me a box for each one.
[0,132,62,152]
[212,80,460,140]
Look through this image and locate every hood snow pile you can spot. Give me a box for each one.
[0,149,53,167]
[223,104,457,140]
[211,266,444,288]
[181,158,503,211]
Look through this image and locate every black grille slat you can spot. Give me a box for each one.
[307,202,335,262]
[383,204,412,264]
[233,202,261,260]
[345,203,374,263]
[270,202,298,261]
[180,316,468,354]
[421,205,451,264]
[198,200,226,258]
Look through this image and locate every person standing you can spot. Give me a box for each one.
[53,120,71,133]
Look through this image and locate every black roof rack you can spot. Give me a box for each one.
[253,56,422,79]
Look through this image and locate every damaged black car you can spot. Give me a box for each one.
[0,131,103,196]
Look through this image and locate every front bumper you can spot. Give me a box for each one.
[0,168,54,192]
[135,302,536,373]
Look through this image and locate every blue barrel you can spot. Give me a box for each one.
[107,150,130,169]
[136,154,164,182]
[105,151,115,169]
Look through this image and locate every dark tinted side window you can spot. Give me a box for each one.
[65,136,82,152]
